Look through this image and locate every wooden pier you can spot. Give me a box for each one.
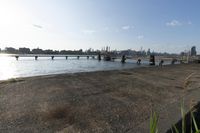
[9,54,97,60]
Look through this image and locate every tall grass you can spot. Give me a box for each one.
[149,104,200,133]
[150,111,158,133]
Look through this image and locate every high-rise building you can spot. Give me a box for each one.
[191,46,197,56]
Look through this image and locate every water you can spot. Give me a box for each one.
[0,55,149,80]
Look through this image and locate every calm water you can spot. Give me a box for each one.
[0,55,150,80]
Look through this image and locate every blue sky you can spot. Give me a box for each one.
[0,0,199,53]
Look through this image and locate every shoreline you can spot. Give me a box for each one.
[0,55,179,81]
[0,64,150,82]
[0,64,200,132]
[0,58,150,81]
[0,63,177,82]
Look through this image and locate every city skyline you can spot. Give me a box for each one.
[0,0,200,54]
[0,46,197,56]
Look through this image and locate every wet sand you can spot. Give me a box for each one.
[0,64,200,133]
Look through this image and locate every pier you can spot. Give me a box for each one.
[12,54,126,62]
[10,54,97,60]
[5,54,190,65]
[8,54,128,63]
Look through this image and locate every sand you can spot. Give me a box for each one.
[0,64,200,133]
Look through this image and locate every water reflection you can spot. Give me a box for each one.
[0,56,149,80]
[0,57,16,80]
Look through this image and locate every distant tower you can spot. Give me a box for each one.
[140,46,143,52]
[147,48,151,56]
[191,46,197,56]
[106,46,108,52]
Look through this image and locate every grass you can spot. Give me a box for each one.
[150,111,158,133]
[150,103,200,133]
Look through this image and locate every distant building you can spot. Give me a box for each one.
[191,46,197,56]
[19,47,31,54]
[101,46,111,53]
[5,47,18,54]
[32,48,44,54]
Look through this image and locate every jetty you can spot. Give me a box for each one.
[8,54,97,60]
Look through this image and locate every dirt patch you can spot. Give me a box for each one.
[43,106,75,124]
[119,71,133,75]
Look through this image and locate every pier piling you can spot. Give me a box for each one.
[35,56,38,60]
[149,55,155,65]
[66,56,68,60]
[137,59,141,65]
[87,56,89,59]
[51,56,54,60]
[77,56,80,59]
[15,56,19,60]
[98,53,101,61]
[121,55,126,63]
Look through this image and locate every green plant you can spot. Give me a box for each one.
[172,103,200,133]
[150,111,158,133]
[149,103,200,133]
[191,112,200,133]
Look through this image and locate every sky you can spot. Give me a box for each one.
[0,0,199,53]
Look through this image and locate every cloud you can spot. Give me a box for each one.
[137,35,144,40]
[33,24,43,29]
[81,29,96,34]
[122,25,134,30]
[188,21,192,25]
[122,25,130,30]
[166,20,182,27]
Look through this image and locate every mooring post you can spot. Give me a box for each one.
[137,59,141,65]
[77,56,80,59]
[51,56,54,60]
[66,56,68,60]
[35,56,38,60]
[92,56,95,59]
[15,56,19,61]
[149,55,155,65]
[98,53,101,61]
[159,60,164,67]
[87,56,89,59]
[121,55,126,63]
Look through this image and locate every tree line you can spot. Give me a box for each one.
[0,47,184,57]
[0,47,99,55]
